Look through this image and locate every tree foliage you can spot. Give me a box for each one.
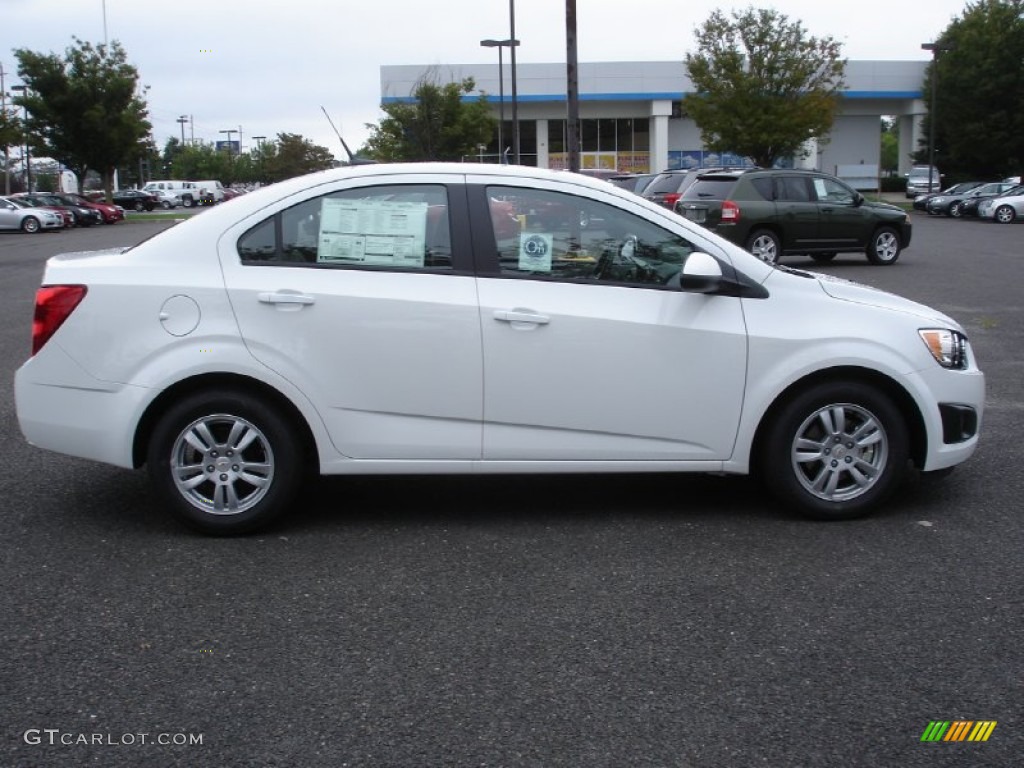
[919,0,1024,179]
[157,133,334,186]
[13,38,151,195]
[363,72,496,162]
[684,8,846,168]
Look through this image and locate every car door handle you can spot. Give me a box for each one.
[258,291,316,306]
[493,309,550,325]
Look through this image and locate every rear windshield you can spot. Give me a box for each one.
[680,177,740,200]
[645,173,688,195]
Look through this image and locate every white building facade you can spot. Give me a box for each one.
[381,60,928,178]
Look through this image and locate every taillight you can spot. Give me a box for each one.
[664,193,681,209]
[31,285,87,356]
[721,200,740,222]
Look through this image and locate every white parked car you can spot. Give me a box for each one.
[0,195,65,233]
[978,191,1024,223]
[151,189,181,209]
[14,164,985,534]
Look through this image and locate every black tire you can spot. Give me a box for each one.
[133,201,144,212]
[948,201,963,218]
[146,390,304,535]
[161,200,172,210]
[994,205,1016,224]
[865,227,901,265]
[21,216,41,233]
[810,253,837,263]
[759,382,909,521]
[746,229,782,264]
[181,196,194,208]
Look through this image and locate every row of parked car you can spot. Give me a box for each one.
[604,166,911,266]
[911,177,1024,222]
[0,191,124,233]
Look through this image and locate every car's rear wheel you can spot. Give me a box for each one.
[810,253,836,263]
[866,227,901,265]
[21,216,40,233]
[994,205,1016,224]
[147,390,303,535]
[181,196,194,208]
[760,382,909,520]
[161,200,172,210]
[746,229,781,264]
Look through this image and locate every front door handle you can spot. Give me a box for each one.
[493,309,550,326]
[258,291,316,306]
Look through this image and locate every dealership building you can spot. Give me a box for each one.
[381,60,929,181]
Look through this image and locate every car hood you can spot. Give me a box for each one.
[809,270,960,328]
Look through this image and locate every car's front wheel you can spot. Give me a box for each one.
[133,201,145,212]
[181,196,194,208]
[948,201,963,218]
[746,229,781,264]
[161,200,172,210]
[147,390,304,534]
[21,216,41,233]
[866,227,901,265]
[760,382,909,520]
[994,205,1016,224]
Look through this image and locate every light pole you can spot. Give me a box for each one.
[251,136,266,184]
[10,84,29,192]
[480,38,519,162]
[920,41,953,193]
[509,0,520,164]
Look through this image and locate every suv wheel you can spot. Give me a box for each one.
[746,229,781,264]
[866,227,901,265]
[181,196,194,208]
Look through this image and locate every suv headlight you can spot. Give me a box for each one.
[919,329,968,369]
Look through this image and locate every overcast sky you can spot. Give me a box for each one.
[5,0,969,160]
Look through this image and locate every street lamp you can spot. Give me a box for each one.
[10,84,29,192]
[508,0,520,164]
[921,41,954,193]
[480,38,520,163]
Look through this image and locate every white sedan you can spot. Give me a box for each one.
[978,191,1024,223]
[14,163,985,534]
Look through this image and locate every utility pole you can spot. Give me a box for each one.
[1,61,9,195]
[565,0,580,173]
[509,0,520,164]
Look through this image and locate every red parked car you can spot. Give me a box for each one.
[59,192,124,224]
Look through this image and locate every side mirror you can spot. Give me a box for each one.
[679,251,723,293]
[853,193,864,207]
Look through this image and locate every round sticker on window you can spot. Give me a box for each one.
[519,233,553,272]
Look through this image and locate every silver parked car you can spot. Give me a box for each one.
[0,196,65,233]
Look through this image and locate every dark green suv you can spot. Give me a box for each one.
[674,169,912,265]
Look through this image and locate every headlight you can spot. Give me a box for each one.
[919,329,968,369]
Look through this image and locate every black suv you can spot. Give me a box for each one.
[642,167,749,210]
[674,169,912,265]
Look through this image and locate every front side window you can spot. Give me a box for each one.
[238,184,453,270]
[813,177,856,204]
[486,186,697,287]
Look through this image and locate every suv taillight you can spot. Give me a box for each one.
[664,193,681,209]
[32,285,87,356]
[721,200,740,222]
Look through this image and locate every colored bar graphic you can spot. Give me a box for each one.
[921,720,996,742]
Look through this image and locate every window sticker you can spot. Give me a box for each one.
[813,178,828,199]
[317,198,428,267]
[518,233,553,272]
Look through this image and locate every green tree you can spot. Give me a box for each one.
[261,132,335,182]
[13,38,151,197]
[918,0,1024,180]
[684,7,846,168]
[363,72,496,162]
[0,106,22,193]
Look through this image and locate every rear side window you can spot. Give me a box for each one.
[778,177,812,202]
[645,173,687,195]
[237,184,453,270]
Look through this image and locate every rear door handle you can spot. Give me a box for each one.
[258,291,315,306]
[493,309,550,326]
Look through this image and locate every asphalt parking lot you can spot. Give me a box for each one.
[1,213,1021,767]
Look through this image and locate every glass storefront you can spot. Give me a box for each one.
[547,118,650,173]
